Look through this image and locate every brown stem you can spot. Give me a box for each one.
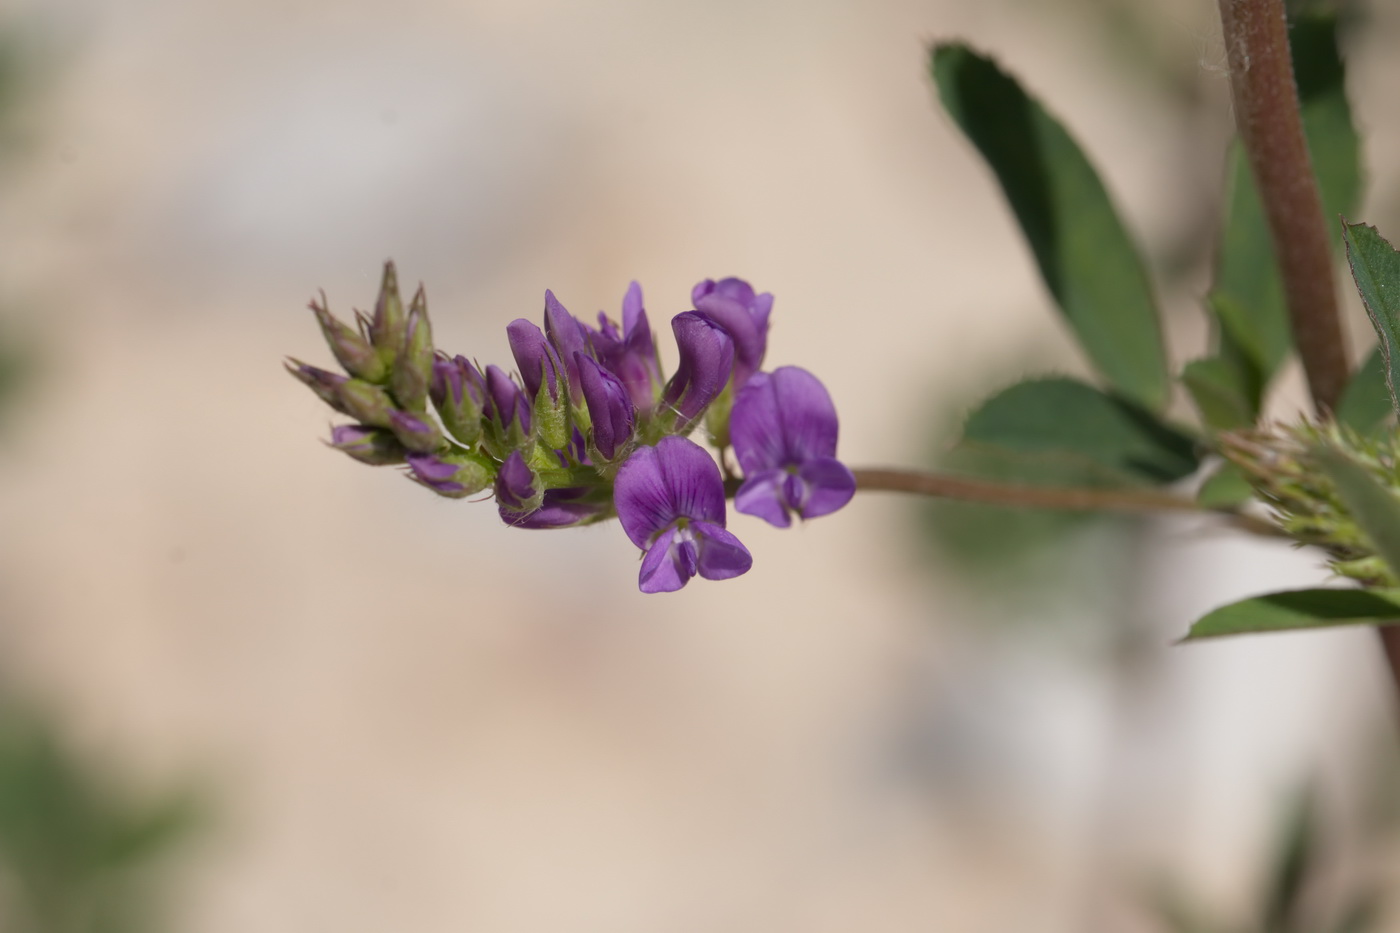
[850,468,1281,537]
[1217,0,1349,411]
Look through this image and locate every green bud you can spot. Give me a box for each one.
[328,425,406,465]
[532,371,570,451]
[369,261,407,369]
[391,285,434,411]
[310,292,387,383]
[336,379,396,428]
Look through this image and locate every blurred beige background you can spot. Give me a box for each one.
[2,0,1400,929]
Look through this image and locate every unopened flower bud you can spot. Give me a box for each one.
[310,293,387,382]
[481,365,531,459]
[662,312,734,431]
[387,408,443,453]
[329,424,406,465]
[494,450,544,515]
[431,354,485,447]
[336,379,396,428]
[577,354,634,462]
[391,285,434,411]
[369,261,407,369]
[508,319,570,450]
[286,359,352,415]
[406,449,495,498]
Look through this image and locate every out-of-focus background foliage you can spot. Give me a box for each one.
[2,0,1400,929]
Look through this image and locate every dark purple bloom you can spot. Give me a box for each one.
[589,282,662,411]
[483,364,531,437]
[614,437,752,593]
[328,424,406,465]
[576,354,634,461]
[661,312,734,429]
[431,354,486,446]
[406,450,493,498]
[690,277,773,390]
[494,450,542,514]
[494,449,608,528]
[543,290,590,404]
[506,319,564,405]
[731,366,855,527]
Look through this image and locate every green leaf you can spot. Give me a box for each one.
[1181,356,1258,430]
[959,377,1198,486]
[1336,345,1392,436]
[931,43,1168,410]
[1205,13,1361,390]
[1317,445,1400,580]
[1184,588,1400,640]
[1343,223,1400,420]
[1197,461,1254,510]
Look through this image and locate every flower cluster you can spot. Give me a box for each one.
[288,262,856,592]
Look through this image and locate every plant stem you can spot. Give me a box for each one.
[850,468,1281,537]
[1217,0,1349,412]
[1216,0,1400,699]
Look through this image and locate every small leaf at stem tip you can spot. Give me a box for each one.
[959,377,1198,487]
[1343,222,1400,421]
[930,43,1168,410]
[1183,588,1400,640]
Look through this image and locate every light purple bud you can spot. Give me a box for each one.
[662,312,734,429]
[484,365,531,436]
[329,424,406,465]
[406,450,493,498]
[387,408,443,453]
[593,281,662,411]
[286,359,352,415]
[576,354,634,462]
[430,354,485,447]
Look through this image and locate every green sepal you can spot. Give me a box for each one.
[336,379,396,428]
[369,261,407,369]
[532,371,570,452]
[390,285,434,412]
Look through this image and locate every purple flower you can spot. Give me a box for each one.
[614,437,752,593]
[690,277,773,390]
[730,366,855,527]
[661,312,734,429]
[406,450,493,498]
[576,355,634,461]
[495,450,608,528]
[590,282,662,411]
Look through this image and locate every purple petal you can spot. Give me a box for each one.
[507,319,561,403]
[621,280,646,336]
[733,469,792,528]
[653,436,726,525]
[494,450,539,511]
[638,527,689,593]
[692,294,764,389]
[690,520,753,580]
[500,487,608,529]
[406,451,461,482]
[577,355,634,461]
[613,437,726,548]
[543,290,589,401]
[485,364,530,434]
[662,312,734,426]
[731,366,839,474]
[796,456,856,519]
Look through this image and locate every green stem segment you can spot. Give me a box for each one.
[848,468,1279,538]
[1215,0,1400,698]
